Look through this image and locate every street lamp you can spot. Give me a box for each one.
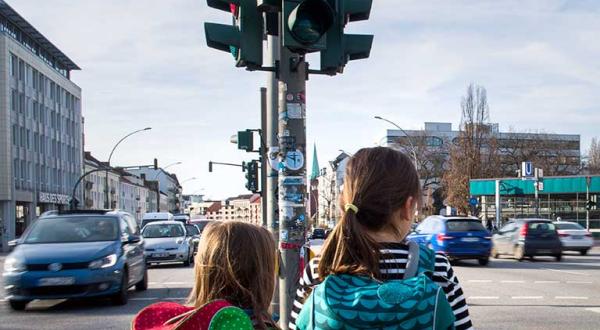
[373,116,418,167]
[153,161,183,180]
[180,177,198,186]
[104,127,152,209]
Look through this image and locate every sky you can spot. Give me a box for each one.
[9,0,600,199]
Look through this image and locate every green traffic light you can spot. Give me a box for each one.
[287,0,334,46]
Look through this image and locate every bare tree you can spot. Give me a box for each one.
[588,138,600,174]
[443,83,500,215]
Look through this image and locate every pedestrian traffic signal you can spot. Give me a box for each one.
[320,0,373,74]
[283,0,335,53]
[245,160,259,192]
[586,200,595,211]
[205,0,263,69]
[237,130,254,152]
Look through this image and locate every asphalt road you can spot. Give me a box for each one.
[1,247,600,329]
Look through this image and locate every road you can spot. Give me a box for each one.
[1,247,600,329]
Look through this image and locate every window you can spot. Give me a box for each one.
[34,133,39,152]
[21,160,26,180]
[11,89,17,111]
[26,129,30,149]
[12,125,17,145]
[18,59,24,80]
[13,159,20,182]
[20,127,25,147]
[10,54,17,77]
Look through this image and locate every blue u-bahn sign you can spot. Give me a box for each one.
[522,161,534,178]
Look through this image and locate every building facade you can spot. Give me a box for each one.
[125,166,182,214]
[204,194,261,225]
[0,2,82,251]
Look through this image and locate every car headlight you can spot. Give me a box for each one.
[176,238,184,244]
[3,257,26,273]
[89,254,117,270]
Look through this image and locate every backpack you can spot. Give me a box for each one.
[131,299,254,330]
[296,241,456,330]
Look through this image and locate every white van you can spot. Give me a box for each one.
[141,212,174,228]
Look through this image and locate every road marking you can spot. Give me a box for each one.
[534,281,559,284]
[541,268,590,276]
[130,298,158,301]
[586,308,600,314]
[555,296,589,300]
[162,282,190,285]
[566,281,594,284]
[467,280,493,283]
[468,296,499,300]
[511,296,543,300]
[501,280,525,283]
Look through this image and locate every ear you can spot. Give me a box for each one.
[401,196,416,221]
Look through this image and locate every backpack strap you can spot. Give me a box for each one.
[403,240,420,279]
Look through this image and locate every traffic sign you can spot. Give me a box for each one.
[469,197,478,206]
[521,161,534,178]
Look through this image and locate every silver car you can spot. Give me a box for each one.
[141,221,194,266]
[554,221,594,255]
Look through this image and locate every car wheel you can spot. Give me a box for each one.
[183,252,191,267]
[514,245,525,261]
[135,266,148,291]
[478,258,490,266]
[555,254,562,262]
[111,269,129,305]
[580,249,589,256]
[490,247,499,259]
[8,300,29,311]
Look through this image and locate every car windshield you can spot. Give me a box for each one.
[23,216,119,244]
[527,222,556,232]
[194,221,213,232]
[142,224,184,238]
[555,223,584,230]
[313,229,325,235]
[185,225,199,236]
[446,220,486,232]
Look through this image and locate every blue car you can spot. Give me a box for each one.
[408,216,492,265]
[3,210,147,310]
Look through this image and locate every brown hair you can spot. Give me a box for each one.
[188,221,276,329]
[317,147,421,279]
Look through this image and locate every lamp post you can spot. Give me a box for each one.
[373,116,418,167]
[104,127,152,209]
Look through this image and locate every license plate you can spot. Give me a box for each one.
[152,253,169,258]
[571,235,582,239]
[461,237,479,242]
[38,277,75,286]
[537,249,551,254]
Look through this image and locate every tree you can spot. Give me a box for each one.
[443,83,500,215]
[588,138,600,174]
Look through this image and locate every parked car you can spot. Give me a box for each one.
[408,216,492,265]
[141,212,174,229]
[3,210,147,311]
[491,219,562,261]
[310,228,326,240]
[554,221,593,255]
[184,224,201,255]
[142,221,194,266]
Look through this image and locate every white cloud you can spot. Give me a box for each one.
[8,0,600,198]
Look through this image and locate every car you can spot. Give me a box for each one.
[3,209,147,311]
[184,224,201,255]
[173,214,191,225]
[190,219,214,235]
[142,221,194,266]
[491,218,562,261]
[408,216,492,265]
[141,212,174,229]
[310,228,326,240]
[553,221,593,255]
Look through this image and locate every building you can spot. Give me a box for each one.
[204,194,262,225]
[316,152,350,228]
[0,1,82,251]
[125,166,182,213]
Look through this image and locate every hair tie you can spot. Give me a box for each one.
[345,203,359,214]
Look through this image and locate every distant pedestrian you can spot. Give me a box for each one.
[132,222,278,330]
[291,147,472,330]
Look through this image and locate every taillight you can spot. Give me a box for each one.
[585,232,592,238]
[558,233,569,238]
[519,225,528,237]
[437,233,452,242]
[484,236,492,240]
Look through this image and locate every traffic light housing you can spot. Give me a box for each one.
[205,0,263,69]
[320,0,374,74]
[586,200,595,211]
[237,130,254,152]
[245,160,259,192]
[282,0,335,53]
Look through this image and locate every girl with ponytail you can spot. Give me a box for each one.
[290,147,473,330]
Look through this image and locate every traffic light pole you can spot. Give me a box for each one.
[278,46,307,328]
[266,29,281,319]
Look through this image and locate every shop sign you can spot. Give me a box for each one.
[38,192,69,205]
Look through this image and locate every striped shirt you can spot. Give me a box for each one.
[289,242,474,330]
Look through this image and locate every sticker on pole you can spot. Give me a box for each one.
[287,103,305,119]
[268,147,281,170]
[284,150,304,171]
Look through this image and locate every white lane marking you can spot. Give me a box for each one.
[130,298,158,301]
[566,281,594,284]
[541,268,590,276]
[468,296,499,300]
[467,280,493,283]
[534,281,559,284]
[512,296,543,300]
[501,280,525,283]
[586,308,600,314]
[555,296,589,300]
[162,282,190,285]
